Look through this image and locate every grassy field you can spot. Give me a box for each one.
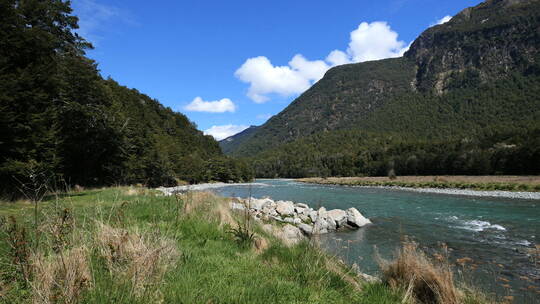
[0,187,492,303]
[299,176,540,192]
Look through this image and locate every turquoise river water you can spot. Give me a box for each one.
[211,179,539,302]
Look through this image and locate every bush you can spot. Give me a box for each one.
[378,241,460,304]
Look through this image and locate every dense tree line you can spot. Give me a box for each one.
[0,0,252,198]
[248,128,540,178]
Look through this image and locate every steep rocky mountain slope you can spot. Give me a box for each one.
[225,0,540,158]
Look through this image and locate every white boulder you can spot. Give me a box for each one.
[309,211,318,222]
[327,209,348,228]
[283,217,295,224]
[230,202,246,211]
[346,208,371,227]
[276,201,295,216]
[326,218,337,231]
[249,198,273,211]
[262,206,278,217]
[317,207,327,218]
[295,206,308,215]
[297,223,313,235]
[279,224,304,245]
[295,202,309,209]
[313,207,329,234]
[298,213,310,222]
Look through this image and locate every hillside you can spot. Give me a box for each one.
[0,1,252,197]
[225,0,540,165]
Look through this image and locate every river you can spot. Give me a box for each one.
[208,179,539,302]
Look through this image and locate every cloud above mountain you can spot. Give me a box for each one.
[235,21,409,103]
[204,125,249,140]
[184,97,236,113]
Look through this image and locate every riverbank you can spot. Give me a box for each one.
[157,182,269,195]
[299,176,540,199]
[0,186,494,303]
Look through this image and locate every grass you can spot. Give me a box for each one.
[299,176,540,192]
[0,187,494,303]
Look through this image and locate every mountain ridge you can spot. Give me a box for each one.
[224,0,540,159]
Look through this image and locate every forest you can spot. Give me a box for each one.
[0,0,253,198]
[248,128,540,178]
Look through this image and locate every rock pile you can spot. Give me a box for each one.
[230,197,371,236]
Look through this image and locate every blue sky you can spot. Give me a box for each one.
[72,0,481,140]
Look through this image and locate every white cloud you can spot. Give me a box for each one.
[234,56,320,103]
[432,15,452,26]
[347,22,406,62]
[184,97,236,113]
[204,125,250,141]
[288,55,329,82]
[236,22,409,102]
[326,50,351,66]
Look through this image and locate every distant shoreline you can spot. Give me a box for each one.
[298,176,540,199]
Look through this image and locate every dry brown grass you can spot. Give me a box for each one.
[123,187,141,196]
[123,186,159,197]
[253,236,270,254]
[378,241,460,304]
[179,191,235,226]
[31,246,92,304]
[216,199,236,227]
[95,222,179,296]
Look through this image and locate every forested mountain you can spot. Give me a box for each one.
[0,0,252,198]
[225,0,540,177]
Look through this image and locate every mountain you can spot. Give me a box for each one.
[226,0,540,177]
[219,126,259,154]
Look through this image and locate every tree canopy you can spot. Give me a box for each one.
[0,0,253,198]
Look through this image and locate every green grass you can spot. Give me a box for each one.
[0,187,403,304]
[0,187,496,303]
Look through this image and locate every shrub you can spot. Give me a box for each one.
[95,223,179,296]
[378,241,460,304]
[227,223,256,248]
[31,246,91,304]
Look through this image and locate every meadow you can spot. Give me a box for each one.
[0,187,492,303]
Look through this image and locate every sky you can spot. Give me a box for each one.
[72,0,482,140]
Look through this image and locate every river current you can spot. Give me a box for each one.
[210,179,539,302]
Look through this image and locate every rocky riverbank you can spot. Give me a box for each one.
[299,177,540,200]
[230,197,371,238]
